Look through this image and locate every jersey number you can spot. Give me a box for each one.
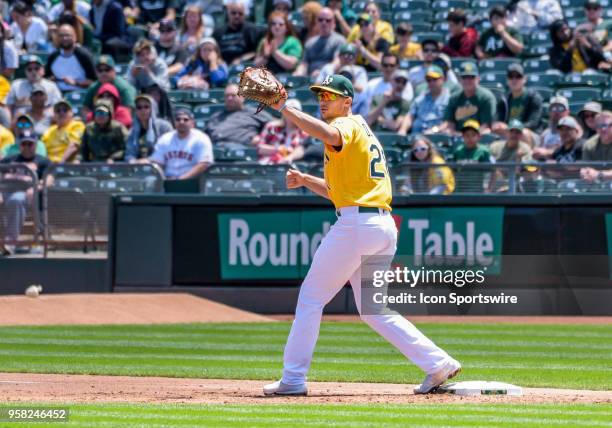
[369,144,387,179]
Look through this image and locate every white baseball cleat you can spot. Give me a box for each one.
[414,359,462,394]
[263,380,308,396]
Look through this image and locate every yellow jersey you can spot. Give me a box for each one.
[41,120,85,163]
[0,125,15,152]
[324,114,392,211]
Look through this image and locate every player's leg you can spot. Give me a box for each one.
[279,217,366,387]
[349,214,457,375]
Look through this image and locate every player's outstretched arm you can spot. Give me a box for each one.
[286,169,330,199]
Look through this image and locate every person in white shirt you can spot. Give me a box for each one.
[507,0,563,33]
[10,1,49,53]
[6,55,62,114]
[48,0,91,23]
[46,24,96,92]
[149,108,214,179]
[316,43,367,93]
[364,52,413,111]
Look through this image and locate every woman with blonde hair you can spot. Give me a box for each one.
[174,37,228,89]
[254,11,303,74]
[405,135,455,194]
[299,1,322,43]
[179,5,206,54]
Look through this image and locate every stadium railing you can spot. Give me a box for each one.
[392,162,612,195]
[0,164,41,252]
[41,163,164,255]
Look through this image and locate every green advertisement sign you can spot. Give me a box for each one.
[606,214,612,279]
[218,207,505,279]
[393,207,505,274]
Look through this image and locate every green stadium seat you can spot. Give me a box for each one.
[470,0,509,9]
[480,71,510,87]
[194,103,226,119]
[522,58,550,73]
[528,86,555,101]
[478,58,520,73]
[600,89,612,109]
[424,134,454,149]
[301,103,319,117]
[523,45,550,57]
[407,23,433,33]
[556,88,601,103]
[399,59,423,70]
[234,178,275,194]
[412,32,444,44]
[393,11,433,23]
[216,147,258,162]
[204,178,235,195]
[568,102,585,115]
[65,91,86,106]
[384,147,405,166]
[432,0,469,9]
[556,73,609,88]
[563,8,586,19]
[277,75,311,89]
[559,0,587,6]
[528,31,552,46]
[392,0,429,11]
[432,22,450,33]
[526,72,563,87]
[352,0,390,11]
[376,132,409,148]
[450,57,474,69]
[286,88,315,103]
[168,90,192,103]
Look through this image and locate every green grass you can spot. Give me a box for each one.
[0,322,610,389]
[0,403,611,428]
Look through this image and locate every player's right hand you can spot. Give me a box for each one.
[286,169,305,189]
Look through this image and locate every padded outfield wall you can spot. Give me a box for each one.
[110,194,612,315]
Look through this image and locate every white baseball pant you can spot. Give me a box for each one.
[281,206,453,386]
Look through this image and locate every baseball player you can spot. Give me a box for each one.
[263,74,461,396]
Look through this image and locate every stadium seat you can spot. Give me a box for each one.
[522,45,551,58]
[522,58,551,73]
[392,0,429,11]
[277,75,311,89]
[99,178,147,193]
[399,59,423,70]
[65,91,86,107]
[393,11,433,24]
[432,22,450,34]
[432,0,470,10]
[528,86,555,101]
[352,0,389,11]
[168,90,192,103]
[600,89,612,109]
[217,147,258,162]
[114,63,129,75]
[286,88,315,104]
[407,23,434,33]
[234,178,275,194]
[528,31,552,47]
[478,58,520,73]
[480,72,508,87]
[186,89,225,104]
[54,177,98,191]
[563,8,586,19]
[526,72,563,87]
[204,178,235,195]
[194,104,226,119]
[556,73,609,88]
[424,133,454,149]
[470,0,508,9]
[376,132,409,148]
[412,32,444,44]
[301,103,319,117]
[556,88,601,103]
[557,179,592,193]
[384,147,405,166]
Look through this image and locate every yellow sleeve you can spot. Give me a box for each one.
[347,25,360,43]
[377,21,394,44]
[329,117,358,149]
[67,121,86,146]
[0,127,14,150]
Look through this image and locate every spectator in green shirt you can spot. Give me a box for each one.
[451,119,495,192]
[367,69,411,132]
[254,11,303,74]
[82,55,137,116]
[475,6,524,59]
[441,61,497,135]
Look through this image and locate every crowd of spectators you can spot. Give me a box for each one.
[1,0,612,252]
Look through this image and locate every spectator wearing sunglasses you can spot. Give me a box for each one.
[1,114,47,158]
[317,43,367,93]
[407,39,458,89]
[402,135,455,195]
[348,13,390,71]
[346,1,393,46]
[364,52,413,111]
[580,111,612,181]
[83,55,137,117]
[80,100,128,162]
[294,7,346,78]
[254,11,303,74]
[367,69,411,132]
[325,0,357,37]
[494,64,543,139]
[390,23,422,60]
[155,19,191,78]
[578,102,603,140]
[125,94,173,162]
[41,99,85,163]
[5,55,62,115]
[399,66,450,136]
[535,96,570,160]
[584,0,612,51]
[213,0,264,65]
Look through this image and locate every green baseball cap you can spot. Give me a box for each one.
[22,54,43,66]
[458,61,479,77]
[508,119,524,131]
[425,65,444,79]
[339,43,357,55]
[97,55,116,68]
[310,74,354,99]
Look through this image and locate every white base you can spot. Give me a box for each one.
[438,381,523,396]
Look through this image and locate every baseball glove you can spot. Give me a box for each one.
[237,66,286,113]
